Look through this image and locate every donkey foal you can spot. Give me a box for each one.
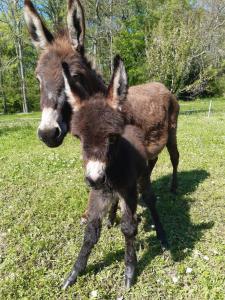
[61,56,168,290]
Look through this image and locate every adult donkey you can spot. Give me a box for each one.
[24,0,106,148]
[24,0,179,193]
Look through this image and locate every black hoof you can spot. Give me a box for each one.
[137,215,142,224]
[80,216,88,225]
[125,277,133,289]
[61,272,77,290]
[160,240,170,252]
[106,219,114,229]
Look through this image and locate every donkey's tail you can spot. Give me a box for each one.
[168,93,180,129]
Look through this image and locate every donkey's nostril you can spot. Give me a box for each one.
[55,127,61,138]
[38,126,61,142]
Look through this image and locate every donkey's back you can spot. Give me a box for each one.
[125,82,179,192]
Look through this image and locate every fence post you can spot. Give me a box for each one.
[208,100,212,118]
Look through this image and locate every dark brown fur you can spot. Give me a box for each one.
[61,57,169,289]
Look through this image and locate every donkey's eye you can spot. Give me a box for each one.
[36,75,41,82]
[36,75,42,88]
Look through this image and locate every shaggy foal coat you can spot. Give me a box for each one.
[61,57,168,290]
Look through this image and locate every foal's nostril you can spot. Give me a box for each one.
[85,176,95,187]
[85,175,106,189]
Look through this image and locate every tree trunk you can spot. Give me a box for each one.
[93,0,100,69]
[10,0,28,113]
[0,48,7,114]
[109,0,113,75]
[0,69,7,114]
[18,37,28,113]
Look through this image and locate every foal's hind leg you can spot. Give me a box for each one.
[139,169,169,250]
[139,157,157,204]
[62,189,112,290]
[107,197,119,228]
[120,189,138,289]
[142,184,169,250]
[166,127,179,193]
[148,157,158,177]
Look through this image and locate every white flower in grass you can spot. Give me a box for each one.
[90,290,98,298]
[172,276,179,284]
[203,255,209,261]
[186,267,193,274]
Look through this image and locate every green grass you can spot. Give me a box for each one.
[0,98,224,299]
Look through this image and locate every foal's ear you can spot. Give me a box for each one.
[24,0,54,50]
[67,0,85,53]
[62,62,87,112]
[107,55,128,111]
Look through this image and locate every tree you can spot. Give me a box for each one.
[0,0,28,112]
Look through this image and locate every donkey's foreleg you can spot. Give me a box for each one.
[120,193,138,289]
[62,190,111,290]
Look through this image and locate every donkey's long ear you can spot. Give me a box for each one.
[67,0,85,53]
[107,55,128,110]
[24,0,54,49]
[62,62,87,112]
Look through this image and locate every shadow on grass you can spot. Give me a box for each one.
[136,169,213,278]
[84,169,213,278]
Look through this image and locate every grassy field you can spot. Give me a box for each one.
[0,98,224,299]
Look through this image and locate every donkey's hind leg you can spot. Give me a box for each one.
[166,127,179,193]
[62,189,112,290]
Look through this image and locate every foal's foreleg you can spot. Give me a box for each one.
[120,193,138,289]
[62,190,111,290]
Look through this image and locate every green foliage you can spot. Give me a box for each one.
[114,16,147,85]
[1,0,225,113]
